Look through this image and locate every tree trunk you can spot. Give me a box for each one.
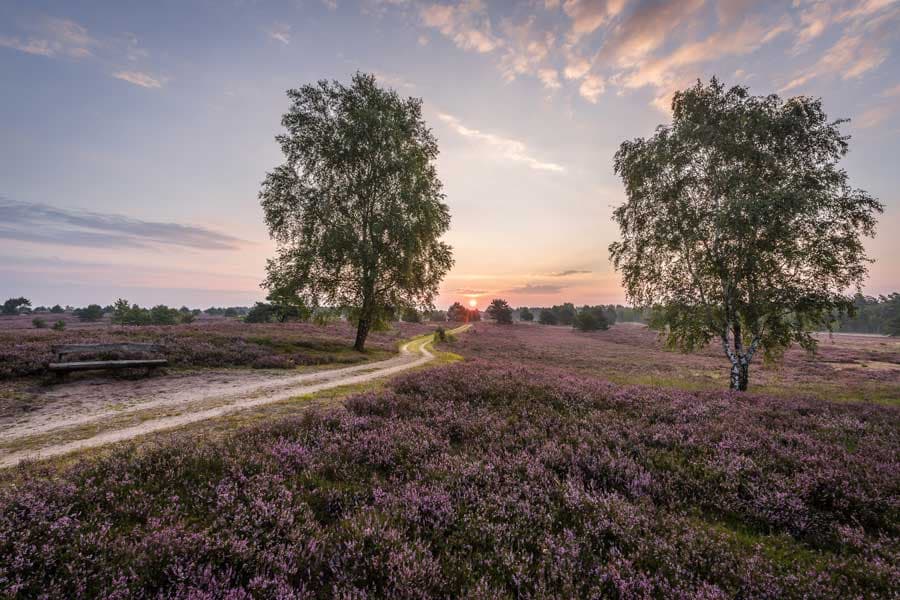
[354,317,370,352]
[724,330,756,391]
[729,361,741,391]
[738,360,749,391]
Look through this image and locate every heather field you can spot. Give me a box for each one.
[455,323,900,404]
[0,319,434,380]
[1,323,898,597]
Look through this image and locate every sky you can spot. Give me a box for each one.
[1,0,899,310]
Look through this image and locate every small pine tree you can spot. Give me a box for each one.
[486,299,513,324]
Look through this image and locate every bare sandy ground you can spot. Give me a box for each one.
[1,329,464,468]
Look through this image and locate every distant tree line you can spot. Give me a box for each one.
[110,299,197,326]
[511,303,648,329]
[203,307,249,317]
[835,293,900,335]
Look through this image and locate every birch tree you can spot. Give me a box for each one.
[609,78,882,391]
[260,73,453,351]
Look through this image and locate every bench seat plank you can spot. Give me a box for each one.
[48,359,168,372]
[52,343,165,356]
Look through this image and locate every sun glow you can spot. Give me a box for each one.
[468,299,477,308]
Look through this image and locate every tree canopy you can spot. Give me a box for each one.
[260,72,453,351]
[486,299,513,324]
[1,297,30,316]
[538,309,557,325]
[447,302,479,323]
[610,78,882,391]
[573,306,610,331]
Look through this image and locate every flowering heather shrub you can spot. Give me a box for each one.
[251,354,296,369]
[1,362,897,597]
[0,321,433,379]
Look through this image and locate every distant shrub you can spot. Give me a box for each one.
[111,299,186,326]
[52,320,66,331]
[74,304,104,322]
[49,304,65,314]
[433,326,456,344]
[112,299,145,325]
[401,308,421,323]
[31,317,47,329]
[538,309,557,325]
[1,297,30,316]
[486,299,513,324]
[573,306,609,331]
[518,307,534,322]
[429,310,447,322]
[245,302,276,323]
[447,302,467,322]
[149,305,179,325]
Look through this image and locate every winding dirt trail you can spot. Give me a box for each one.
[1,327,467,469]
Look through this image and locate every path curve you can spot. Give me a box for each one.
[1,326,467,469]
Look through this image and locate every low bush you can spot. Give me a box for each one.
[31,317,46,329]
[74,304,104,322]
[251,354,295,369]
[52,320,66,331]
[573,305,609,331]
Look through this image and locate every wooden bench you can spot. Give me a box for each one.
[48,343,168,376]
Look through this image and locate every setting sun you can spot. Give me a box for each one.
[468,299,477,308]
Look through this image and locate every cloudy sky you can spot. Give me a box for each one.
[1,0,898,309]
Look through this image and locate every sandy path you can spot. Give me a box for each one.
[1,328,465,468]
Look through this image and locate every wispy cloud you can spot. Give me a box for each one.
[0,17,96,59]
[0,16,165,90]
[387,0,896,111]
[437,112,566,173]
[112,70,164,88]
[497,17,555,84]
[882,83,900,97]
[0,199,247,251]
[372,70,417,90]
[503,282,567,294]
[781,0,897,91]
[780,33,889,92]
[856,105,895,128]
[455,288,489,295]
[267,23,291,45]
[549,269,591,276]
[420,0,499,53]
[0,35,54,56]
[562,0,628,42]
